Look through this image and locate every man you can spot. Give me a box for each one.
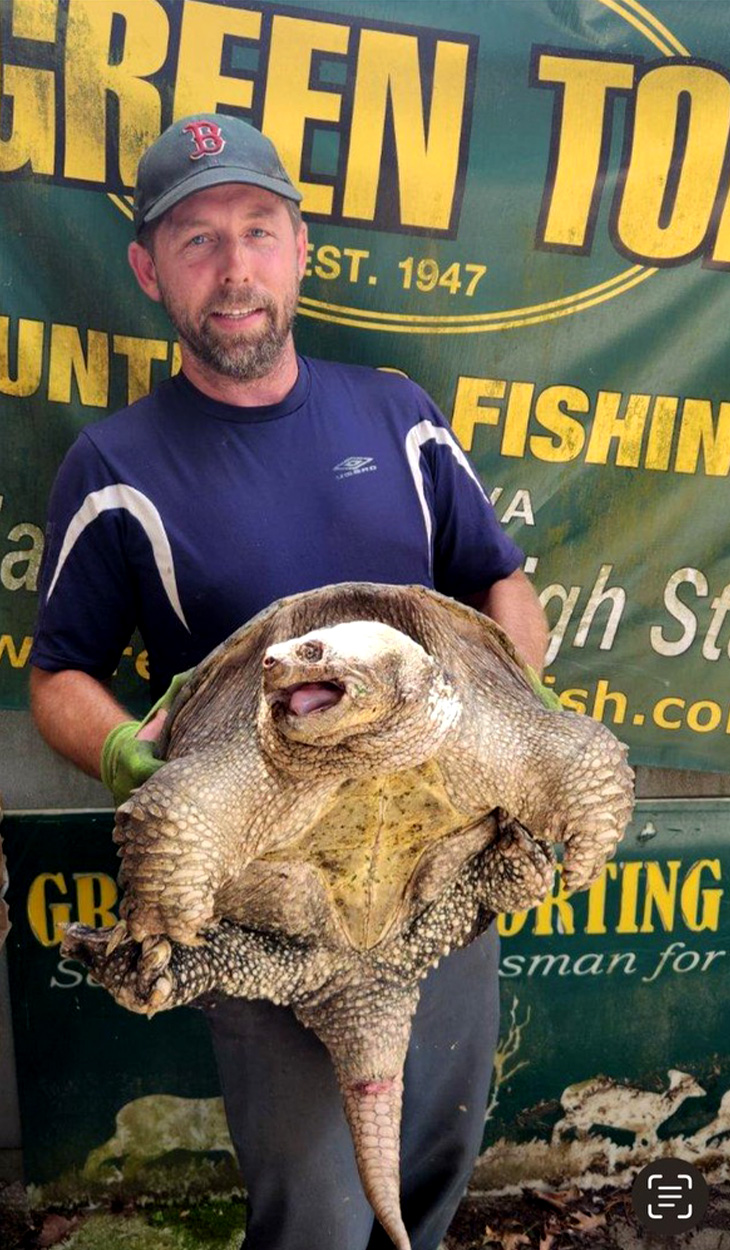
[31,114,550,1250]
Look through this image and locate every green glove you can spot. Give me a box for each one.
[525,665,563,712]
[100,669,193,807]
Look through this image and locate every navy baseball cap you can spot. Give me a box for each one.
[133,113,302,235]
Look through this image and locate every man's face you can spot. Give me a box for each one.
[143,184,307,382]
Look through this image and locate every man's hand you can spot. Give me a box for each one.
[100,670,193,806]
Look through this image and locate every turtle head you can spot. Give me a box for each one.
[259,620,459,763]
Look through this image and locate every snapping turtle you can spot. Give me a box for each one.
[63,582,633,1249]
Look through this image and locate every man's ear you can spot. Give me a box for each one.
[128,240,162,302]
[296,221,308,279]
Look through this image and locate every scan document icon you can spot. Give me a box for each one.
[631,1159,709,1235]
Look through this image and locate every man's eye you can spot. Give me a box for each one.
[249,227,269,239]
[186,234,209,247]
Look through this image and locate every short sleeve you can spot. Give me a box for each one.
[410,389,524,596]
[31,434,137,679]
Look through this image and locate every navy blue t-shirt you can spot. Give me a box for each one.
[32,357,523,699]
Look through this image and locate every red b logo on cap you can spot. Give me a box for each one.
[183,121,226,160]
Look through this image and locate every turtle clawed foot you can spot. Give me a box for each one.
[479,821,557,913]
[562,857,606,893]
[562,833,620,893]
[115,946,177,1018]
[61,923,179,1016]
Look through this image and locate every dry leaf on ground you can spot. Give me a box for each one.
[483,1225,532,1250]
[501,1233,532,1250]
[38,1212,79,1247]
[535,1188,581,1211]
[568,1210,606,1233]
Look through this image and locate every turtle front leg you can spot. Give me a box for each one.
[61,919,322,1016]
[441,705,633,895]
[546,720,634,891]
[113,748,254,945]
[487,711,634,892]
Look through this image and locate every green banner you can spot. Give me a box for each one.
[2,0,729,769]
[4,805,729,1188]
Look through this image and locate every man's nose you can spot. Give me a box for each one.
[218,237,251,283]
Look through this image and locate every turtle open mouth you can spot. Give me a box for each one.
[271,680,346,717]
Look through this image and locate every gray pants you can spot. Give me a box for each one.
[204,926,500,1250]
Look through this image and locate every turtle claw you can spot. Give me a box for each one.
[105,921,129,955]
[146,976,174,1016]
[137,937,173,994]
[562,841,617,893]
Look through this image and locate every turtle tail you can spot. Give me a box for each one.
[294,978,419,1250]
[341,1074,409,1250]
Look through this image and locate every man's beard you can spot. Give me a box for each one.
[160,279,299,381]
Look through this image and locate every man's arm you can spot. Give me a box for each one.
[30,667,133,778]
[465,568,549,674]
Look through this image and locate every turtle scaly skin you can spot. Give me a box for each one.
[63,583,634,1250]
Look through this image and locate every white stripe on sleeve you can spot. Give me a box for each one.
[404,421,487,578]
[46,484,190,632]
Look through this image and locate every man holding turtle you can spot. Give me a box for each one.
[31,114,552,1250]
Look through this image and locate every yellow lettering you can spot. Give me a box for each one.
[585,861,618,935]
[0,0,56,175]
[653,696,685,729]
[536,53,635,247]
[502,382,534,458]
[640,860,680,932]
[65,0,166,185]
[616,860,642,933]
[497,910,528,937]
[450,377,506,451]
[174,1,259,119]
[558,688,588,713]
[27,873,71,947]
[0,316,44,398]
[681,859,723,932]
[345,30,469,229]
[686,700,722,733]
[74,873,118,928]
[313,246,342,281]
[530,384,588,462]
[263,15,349,215]
[675,397,730,476]
[13,0,57,40]
[585,391,650,467]
[113,335,169,403]
[0,634,32,667]
[48,325,109,407]
[645,396,678,471]
[618,65,730,261]
[592,679,627,725]
[532,874,575,935]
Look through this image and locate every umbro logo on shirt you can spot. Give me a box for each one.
[333,456,378,480]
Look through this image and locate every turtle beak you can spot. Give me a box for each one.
[268,679,346,717]
[262,640,347,718]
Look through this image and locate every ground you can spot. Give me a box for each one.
[2,1182,730,1250]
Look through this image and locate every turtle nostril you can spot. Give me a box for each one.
[298,640,324,663]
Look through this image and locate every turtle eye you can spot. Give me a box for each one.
[297,640,325,663]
